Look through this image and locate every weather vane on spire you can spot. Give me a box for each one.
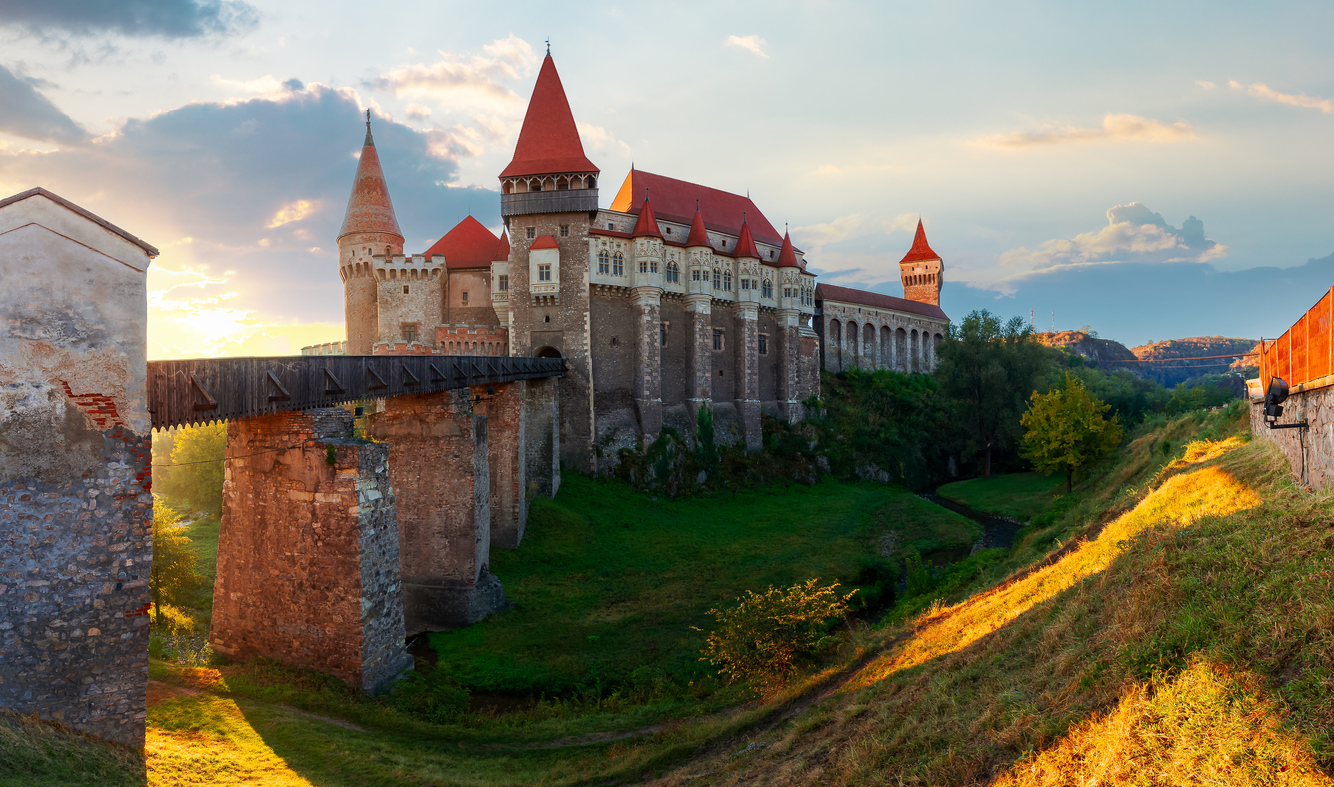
[546,38,551,56]
[366,108,370,126]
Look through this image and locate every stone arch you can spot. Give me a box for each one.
[910,329,920,373]
[535,346,562,358]
[827,319,842,371]
[895,327,908,373]
[845,321,858,373]
[880,325,893,369]
[862,323,875,370]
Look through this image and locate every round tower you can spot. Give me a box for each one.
[338,113,404,354]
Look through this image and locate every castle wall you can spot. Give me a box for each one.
[758,311,778,405]
[211,408,410,692]
[445,269,492,313]
[818,299,947,374]
[589,290,638,454]
[375,258,442,344]
[1251,389,1334,490]
[660,297,689,408]
[486,382,528,550]
[0,196,154,748]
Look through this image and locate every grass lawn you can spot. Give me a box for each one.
[429,474,977,698]
[181,513,220,610]
[936,471,1065,521]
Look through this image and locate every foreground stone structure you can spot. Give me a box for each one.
[0,188,157,748]
[212,408,412,691]
[1250,385,1334,489]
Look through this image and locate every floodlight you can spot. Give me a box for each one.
[1264,376,1307,430]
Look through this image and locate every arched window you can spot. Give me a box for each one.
[666,261,680,283]
[723,270,732,291]
[598,250,610,275]
[713,268,721,288]
[612,252,624,276]
[762,279,773,298]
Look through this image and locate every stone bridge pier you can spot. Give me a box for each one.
[210,408,412,692]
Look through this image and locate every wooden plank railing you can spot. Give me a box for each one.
[147,354,564,430]
[1260,286,1334,390]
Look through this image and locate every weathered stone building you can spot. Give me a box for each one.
[0,188,157,748]
[332,52,948,471]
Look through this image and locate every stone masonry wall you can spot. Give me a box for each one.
[486,382,527,550]
[1,193,155,748]
[211,408,409,692]
[1251,388,1334,490]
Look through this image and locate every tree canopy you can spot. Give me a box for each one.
[150,499,205,623]
[1020,373,1123,492]
[154,422,226,514]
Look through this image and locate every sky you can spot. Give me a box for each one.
[1,0,1331,358]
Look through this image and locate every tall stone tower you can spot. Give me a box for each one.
[338,114,405,354]
[497,52,600,471]
[899,219,942,307]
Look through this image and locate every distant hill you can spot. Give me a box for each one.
[1129,336,1259,388]
[1034,331,1139,370]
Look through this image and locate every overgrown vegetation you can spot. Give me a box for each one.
[152,422,225,515]
[1021,373,1123,491]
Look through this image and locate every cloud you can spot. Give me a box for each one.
[1196,80,1217,90]
[974,114,1196,149]
[961,203,1226,295]
[792,213,920,286]
[266,199,320,229]
[1229,80,1334,113]
[405,103,431,122]
[577,122,631,156]
[0,0,258,39]
[0,64,89,144]
[724,35,769,58]
[370,35,537,107]
[813,161,896,176]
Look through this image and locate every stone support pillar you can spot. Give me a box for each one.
[733,301,762,450]
[776,307,802,423]
[370,390,505,633]
[485,382,527,550]
[632,286,664,441]
[523,376,561,500]
[211,408,411,692]
[685,293,713,422]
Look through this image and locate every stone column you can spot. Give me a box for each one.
[733,301,762,451]
[685,293,713,421]
[632,286,664,441]
[776,307,802,423]
[211,408,411,692]
[370,390,505,633]
[485,382,527,550]
[523,377,560,499]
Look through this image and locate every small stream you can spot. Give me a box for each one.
[916,494,1027,566]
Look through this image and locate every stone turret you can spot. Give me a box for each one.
[899,219,942,307]
[339,114,405,354]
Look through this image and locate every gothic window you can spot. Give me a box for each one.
[526,227,535,239]
[762,279,773,298]
[560,225,569,237]
[712,268,721,288]
[598,250,610,275]
[759,334,768,355]
[666,261,680,283]
[538,264,552,282]
[713,328,724,351]
[612,252,624,276]
[499,275,508,291]
[723,271,732,291]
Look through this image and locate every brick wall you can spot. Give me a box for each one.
[211,408,410,691]
[486,383,527,550]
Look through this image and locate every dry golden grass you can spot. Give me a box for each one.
[147,694,317,786]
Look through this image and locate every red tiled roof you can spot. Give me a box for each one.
[493,230,510,262]
[338,122,403,241]
[630,197,663,239]
[423,215,500,268]
[685,207,710,248]
[734,221,760,258]
[609,169,784,247]
[816,283,949,321]
[530,235,559,250]
[499,56,599,178]
[900,219,940,263]
[775,231,799,268]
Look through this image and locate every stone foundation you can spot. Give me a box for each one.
[1251,388,1334,489]
[211,408,411,692]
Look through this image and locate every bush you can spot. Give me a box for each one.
[151,603,197,637]
[151,498,206,620]
[699,579,855,696]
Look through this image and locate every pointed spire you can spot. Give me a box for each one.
[685,202,710,248]
[493,230,510,262]
[899,219,940,263]
[499,54,599,178]
[734,219,760,259]
[630,194,663,239]
[775,231,799,268]
[339,116,403,242]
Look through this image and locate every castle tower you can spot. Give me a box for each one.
[338,114,405,354]
[732,220,762,449]
[629,196,664,438]
[498,51,600,471]
[683,204,714,414]
[899,219,942,307]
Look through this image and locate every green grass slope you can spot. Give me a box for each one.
[936,472,1064,521]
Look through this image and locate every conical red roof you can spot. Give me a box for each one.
[775,231,799,268]
[734,221,760,259]
[685,206,710,248]
[493,230,510,262]
[423,215,500,268]
[338,120,403,241]
[499,56,599,178]
[899,219,940,263]
[630,196,663,239]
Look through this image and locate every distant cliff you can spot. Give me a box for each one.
[1129,336,1259,388]
[1034,331,1139,370]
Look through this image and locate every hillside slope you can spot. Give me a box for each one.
[654,406,1334,785]
[1034,330,1138,370]
[1131,335,1259,387]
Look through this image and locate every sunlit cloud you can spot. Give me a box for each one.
[813,161,896,176]
[724,34,769,58]
[973,114,1196,149]
[1229,80,1334,113]
[370,35,537,108]
[1196,80,1217,90]
[405,102,431,121]
[960,202,1227,295]
[577,122,631,156]
[266,199,320,228]
[793,213,920,287]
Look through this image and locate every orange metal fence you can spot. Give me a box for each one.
[1260,286,1334,389]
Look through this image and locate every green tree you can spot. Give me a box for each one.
[934,310,1051,477]
[155,422,226,513]
[1021,373,1123,492]
[150,498,205,623]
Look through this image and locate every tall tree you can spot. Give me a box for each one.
[155,422,226,514]
[934,310,1050,477]
[1021,373,1123,492]
[150,499,204,623]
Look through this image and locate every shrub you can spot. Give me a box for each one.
[150,498,206,620]
[151,603,197,637]
[699,579,855,696]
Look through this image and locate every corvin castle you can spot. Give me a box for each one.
[330,52,948,471]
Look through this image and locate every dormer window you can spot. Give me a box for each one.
[665,227,672,234]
